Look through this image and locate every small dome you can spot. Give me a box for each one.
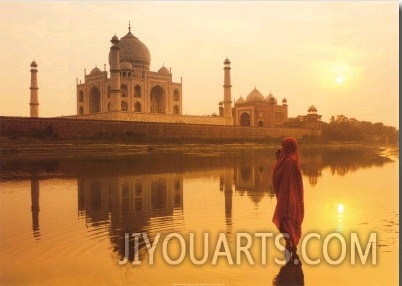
[218,101,223,106]
[265,92,277,103]
[120,61,132,70]
[30,60,38,67]
[308,105,318,112]
[158,66,170,75]
[235,97,246,105]
[246,88,264,102]
[282,98,287,103]
[224,58,231,64]
[90,67,101,75]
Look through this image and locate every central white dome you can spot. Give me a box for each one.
[119,31,151,70]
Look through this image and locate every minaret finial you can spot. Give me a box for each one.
[128,21,131,32]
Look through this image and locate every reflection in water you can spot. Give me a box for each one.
[3,146,393,188]
[337,203,344,233]
[16,147,394,249]
[74,152,279,261]
[77,174,184,261]
[273,264,304,286]
[301,151,322,186]
[300,148,392,179]
[233,152,275,202]
[0,146,397,285]
[67,148,393,263]
[30,172,40,240]
[220,170,234,240]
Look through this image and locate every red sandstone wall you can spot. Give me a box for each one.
[0,116,321,140]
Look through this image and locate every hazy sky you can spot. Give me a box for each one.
[0,1,398,127]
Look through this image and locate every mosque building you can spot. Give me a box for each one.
[28,24,321,130]
[231,88,288,128]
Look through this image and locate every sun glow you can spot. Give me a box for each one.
[315,61,353,88]
[336,76,345,84]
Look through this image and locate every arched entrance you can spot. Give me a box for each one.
[150,85,166,113]
[240,112,251,126]
[89,87,101,113]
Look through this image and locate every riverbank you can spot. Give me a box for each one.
[0,136,398,162]
[0,137,270,161]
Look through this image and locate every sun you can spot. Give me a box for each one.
[336,76,345,84]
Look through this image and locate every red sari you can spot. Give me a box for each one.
[272,137,304,247]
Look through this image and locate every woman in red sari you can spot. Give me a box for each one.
[272,137,304,263]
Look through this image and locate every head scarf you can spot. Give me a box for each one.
[273,137,300,171]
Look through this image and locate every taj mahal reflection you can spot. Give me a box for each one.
[77,174,183,261]
[78,176,183,220]
[25,147,393,261]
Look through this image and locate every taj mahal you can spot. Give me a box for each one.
[28,24,321,129]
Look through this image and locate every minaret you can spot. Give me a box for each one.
[223,58,232,120]
[29,60,39,117]
[109,35,121,111]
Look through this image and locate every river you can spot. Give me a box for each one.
[0,146,398,285]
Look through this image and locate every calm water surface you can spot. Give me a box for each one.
[0,147,399,285]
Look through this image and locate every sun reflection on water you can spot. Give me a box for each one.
[337,203,344,233]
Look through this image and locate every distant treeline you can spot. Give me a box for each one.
[321,116,398,143]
